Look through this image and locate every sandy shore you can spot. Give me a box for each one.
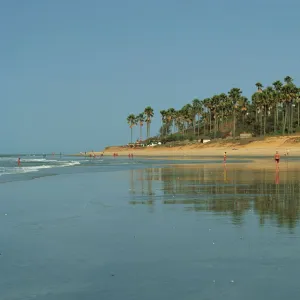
[78,135,300,158]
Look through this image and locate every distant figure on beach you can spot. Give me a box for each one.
[223,152,227,165]
[17,157,21,166]
[274,151,280,169]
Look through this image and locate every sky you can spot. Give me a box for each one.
[1,0,300,153]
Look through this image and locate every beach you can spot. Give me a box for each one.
[1,154,300,299]
[84,135,300,158]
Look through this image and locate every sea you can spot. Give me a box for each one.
[1,154,300,299]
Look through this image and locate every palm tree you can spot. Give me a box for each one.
[282,81,298,134]
[144,106,154,138]
[127,114,136,143]
[160,110,167,136]
[181,104,193,135]
[167,108,176,133]
[272,80,283,132]
[284,76,293,85]
[192,99,202,136]
[203,98,212,134]
[255,82,263,92]
[211,95,220,138]
[296,89,300,127]
[228,88,242,138]
[240,96,249,128]
[136,113,145,141]
[218,93,228,131]
[252,92,262,135]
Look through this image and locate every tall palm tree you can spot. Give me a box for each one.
[252,91,263,135]
[181,104,193,135]
[272,80,283,132]
[228,88,242,138]
[127,114,136,143]
[160,110,167,136]
[218,93,228,131]
[211,95,220,138]
[167,108,176,133]
[144,106,154,138]
[296,88,300,127]
[136,113,145,141]
[240,96,249,128]
[203,98,212,134]
[192,99,202,136]
[282,81,298,134]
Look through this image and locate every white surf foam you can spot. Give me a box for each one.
[0,161,80,176]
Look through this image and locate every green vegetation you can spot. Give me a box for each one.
[127,76,300,144]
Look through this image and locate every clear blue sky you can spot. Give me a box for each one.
[1,0,299,153]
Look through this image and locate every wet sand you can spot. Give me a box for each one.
[1,159,300,299]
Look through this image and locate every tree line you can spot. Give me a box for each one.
[127,76,300,143]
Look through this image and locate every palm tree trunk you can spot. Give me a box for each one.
[282,103,288,135]
[264,106,266,136]
[131,127,133,143]
[260,110,263,136]
[147,122,150,138]
[287,104,290,135]
[197,115,200,136]
[233,110,236,139]
[276,104,279,126]
[297,102,300,127]
[221,110,224,130]
[290,102,294,134]
[209,112,212,133]
[214,114,217,138]
[140,124,142,141]
[274,107,276,133]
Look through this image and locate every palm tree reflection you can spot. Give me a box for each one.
[128,165,300,229]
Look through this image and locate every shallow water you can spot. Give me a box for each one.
[1,159,300,299]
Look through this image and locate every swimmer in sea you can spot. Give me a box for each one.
[17,157,21,166]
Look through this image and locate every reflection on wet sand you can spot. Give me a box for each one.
[128,164,300,229]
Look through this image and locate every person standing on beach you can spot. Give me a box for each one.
[274,151,280,169]
[223,152,227,165]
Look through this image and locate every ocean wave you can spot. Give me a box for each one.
[0,161,80,176]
